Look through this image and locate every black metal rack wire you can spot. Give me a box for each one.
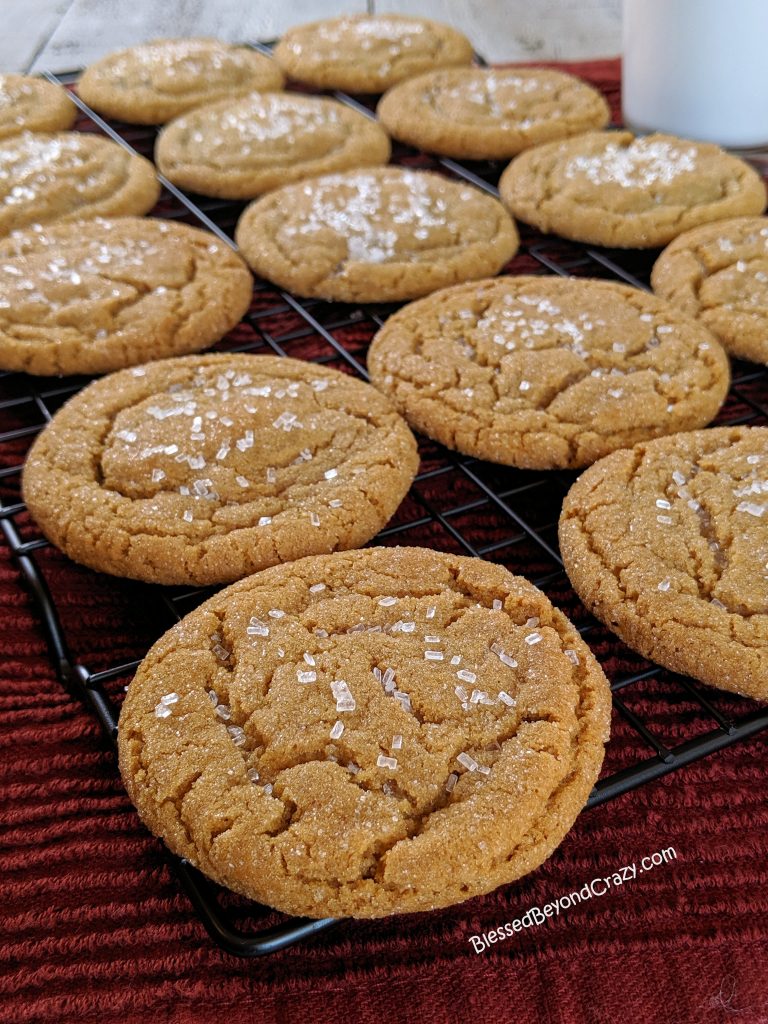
[1,57,767,956]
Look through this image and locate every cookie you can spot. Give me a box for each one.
[77,38,284,125]
[22,354,418,586]
[0,132,159,237]
[377,67,610,160]
[499,131,767,249]
[235,167,519,303]
[117,545,611,918]
[155,92,391,200]
[0,218,253,376]
[0,74,76,139]
[651,216,768,365]
[273,14,473,93]
[367,276,730,470]
[560,426,768,701]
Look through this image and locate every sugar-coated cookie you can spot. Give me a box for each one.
[78,38,284,125]
[0,74,76,139]
[118,545,611,918]
[368,276,730,469]
[156,92,390,200]
[377,67,610,160]
[652,216,768,365]
[23,354,419,585]
[0,132,159,237]
[560,426,768,700]
[0,218,253,375]
[235,167,519,303]
[499,131,766,248]
[273,14,473,93]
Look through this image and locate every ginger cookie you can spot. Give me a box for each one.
[117,545,612,919]
[0,218,253,376]
[377,67,610,161]
[273,14,473,94]
[367,276,730,470]
[0,74,76,139]
[155,92,390,200]
[560,426,768,701]
[77,38,284,125]
[499,131,767,249]
[651,216,768,365]
[235,167,519,303]
[0,132,159,237]
[22,354,418,586]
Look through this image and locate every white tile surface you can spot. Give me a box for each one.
[27,0,368,73]
[0,0,74,73]
[376,0,622,62]
[0,0,622,74]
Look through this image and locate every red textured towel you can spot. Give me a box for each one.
[1,58,768,1024]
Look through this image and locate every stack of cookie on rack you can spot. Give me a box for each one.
[1,13,766,926]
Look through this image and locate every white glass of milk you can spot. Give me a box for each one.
[622,0,768,148]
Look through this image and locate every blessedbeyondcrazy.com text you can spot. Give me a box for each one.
[469,845,677,953]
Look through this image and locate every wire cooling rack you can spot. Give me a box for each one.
[1,55,767,956]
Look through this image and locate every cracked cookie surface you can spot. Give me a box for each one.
[235,167,519,303]
[22,353,419,585]
[156,92,390,200]
[651,216,768,365]
[117,545,611,918]
[0,74,76,139]
[377,67,609,160]
[273,14,473,93]
[77,38,284,125]
[559,426,768,700]
[367,276,730,470]
[0,131,160,237]
[499,131,767,249]
[0,217,253,375]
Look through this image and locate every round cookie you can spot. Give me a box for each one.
[0,132,160,237]
[155,92,391,200]
[77,38,284,125]
[560,426,768,701]
[0,74,76,139]
[22,353,419,586]
[651,216,768,365]
[499,131,767,249]
[377,67,610,160]
[367,275,730,470]
[117,545,612,919]
[273,14,473,93]
[235,167,519,303]
[0,218,253,376]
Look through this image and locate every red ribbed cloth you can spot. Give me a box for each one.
[2,59,768,1024]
